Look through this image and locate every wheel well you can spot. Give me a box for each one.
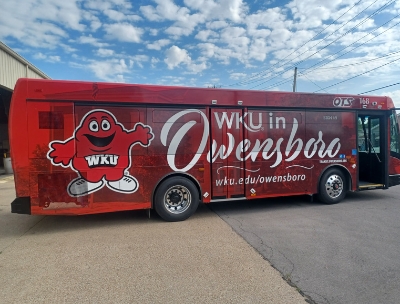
[318,165,353,192]
[151,173,202,208]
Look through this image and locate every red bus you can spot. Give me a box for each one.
[9,78,400,221]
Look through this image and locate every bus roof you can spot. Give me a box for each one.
[13,78,394,111]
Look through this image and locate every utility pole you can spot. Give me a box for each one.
[293,67,297,92]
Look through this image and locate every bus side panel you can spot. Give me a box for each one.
[22,104,212,215]
[243,110,312,198]
[74,105,149,207]
[26,101,88,214]
[305,111,357,192]
[9,79,30,198]
[28,104,155,215]
[148,107,211,203]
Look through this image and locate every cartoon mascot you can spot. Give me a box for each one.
[47,109,154,197]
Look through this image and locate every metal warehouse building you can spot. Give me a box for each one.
[0,41,50,171]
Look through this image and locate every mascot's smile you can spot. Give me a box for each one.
[84,132,115,147]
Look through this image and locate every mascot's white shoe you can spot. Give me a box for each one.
[107,175,138,193]
[68,178,104,196]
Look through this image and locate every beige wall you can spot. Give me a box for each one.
[0,41,49,167]
[0,41,50,91]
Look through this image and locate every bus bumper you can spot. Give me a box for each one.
[11,197,31,214]
[389,175,400,187]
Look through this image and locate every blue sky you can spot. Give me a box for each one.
[1,0,400,106]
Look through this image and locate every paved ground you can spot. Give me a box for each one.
[211,188,400,304]
[0,174,305,304]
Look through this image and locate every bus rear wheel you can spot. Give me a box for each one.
[318,168,346,204]
[154,177,199,222]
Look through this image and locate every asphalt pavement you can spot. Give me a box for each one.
[211,188,400,304]
[0,174,305,304]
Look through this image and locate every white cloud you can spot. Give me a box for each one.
[76,35,109,47]
[219,27,250,62]
[195,30,218,41]
[149,29,159,36]
[141,0,204,38]
[184,0,247,22]
[90,20,102,31]
[199,42,232,64]
[286,0,342,29]
[104,9,127,21]
[164,45,208,73]
[96,48,115,57]
[0,0,93,48]
[128,55,149,69]
[140,0,191,21]
[104,23,143,43]
[34,52,61,63]
[147,39,171,50]
[206,20,229,29]
[140,5,162,22]
[165,46,191,69]
[382,89,400,108]
[248,38,269,61]
[151,57,160,68]
[59,43,78,53]
[140,0,247,39]
[159,75,187,86]
[230,72,247,80]
[84,0,133,11]
[104,9,142,22]
[1,0,399,92]
[87,58,134,82]
[187,61,208,73]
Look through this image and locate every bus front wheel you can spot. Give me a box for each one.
[318,168,346,204]
[154,177,199,222]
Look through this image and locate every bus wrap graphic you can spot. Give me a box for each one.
[9,78,400,220]
[47,109,154,197]
[161,109,342,172]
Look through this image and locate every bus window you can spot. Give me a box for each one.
[390,111,400,157]
[358,116,381,154]
[358,117,366,152]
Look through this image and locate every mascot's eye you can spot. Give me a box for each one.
[101,119,111,131]
[89,121,99,132]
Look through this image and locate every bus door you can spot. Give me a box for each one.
[357,113,388,189]
[388,110,400,186]
[210,108,245,200]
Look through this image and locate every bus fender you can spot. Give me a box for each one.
[317,164,353,193]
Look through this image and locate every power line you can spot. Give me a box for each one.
[251,0,393,90]
[250,0,389,88]
[262,14,400,90]
[289,12,400,76]
[224,0,363,87]
[297,50,400,71]
[359,82,400,94]
[302,73,329,93]
[313,56,400,93]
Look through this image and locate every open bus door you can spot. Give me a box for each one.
[388,109,400,186]
[357,112,388,190]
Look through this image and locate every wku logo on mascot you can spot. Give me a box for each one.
[47,109,154,197]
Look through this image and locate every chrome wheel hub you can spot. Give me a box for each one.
[325,175,343,198]
[164,185,191,214]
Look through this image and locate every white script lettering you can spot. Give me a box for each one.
[160,110,341,172]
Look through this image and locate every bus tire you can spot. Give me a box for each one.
[318,168,346,204]
[154,177,199,222]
